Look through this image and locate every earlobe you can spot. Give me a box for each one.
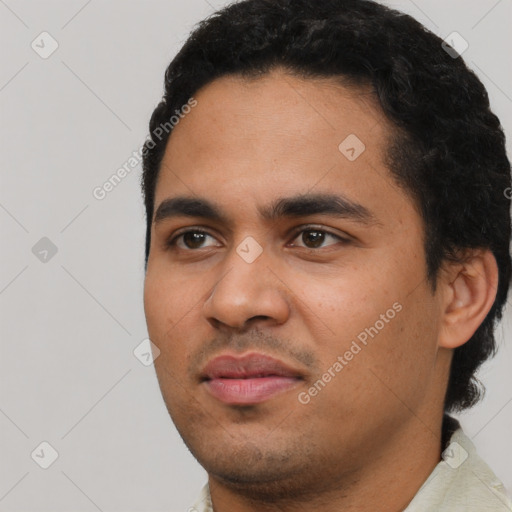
[438,250,499,350]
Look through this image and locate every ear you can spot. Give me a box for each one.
[438,249,499,350]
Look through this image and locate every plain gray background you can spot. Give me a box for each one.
[1,0,511,510]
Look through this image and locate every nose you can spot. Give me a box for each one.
[202,245,291,330]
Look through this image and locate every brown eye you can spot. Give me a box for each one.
[301,230,327,248]
[290,227,346,249]
[182,232,209,249]
[167,230,220,250]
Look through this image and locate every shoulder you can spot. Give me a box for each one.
[405,420,512,511]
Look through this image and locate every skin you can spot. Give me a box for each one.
[143,68,498,512]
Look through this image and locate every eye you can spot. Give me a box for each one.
[166,226,349,252]
[167,229,221,250]
[289,226,348,249]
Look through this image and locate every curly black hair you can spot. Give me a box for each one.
[141,0,511,413]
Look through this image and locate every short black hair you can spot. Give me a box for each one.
[141,0,511,412]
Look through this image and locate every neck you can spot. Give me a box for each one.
[207,412,446,512]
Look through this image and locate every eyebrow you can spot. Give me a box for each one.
[153,193,379,226]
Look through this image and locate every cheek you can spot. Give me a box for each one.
[144,268,203,338]
[145,279,190,407]
[143,274,173,341]
[144,270,205,373]
[297,261,437,396]
[295,267,390,342]
[334,292,437,410]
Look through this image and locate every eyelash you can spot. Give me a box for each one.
[165,225,350,251]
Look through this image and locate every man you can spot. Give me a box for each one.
[141,0,512,510]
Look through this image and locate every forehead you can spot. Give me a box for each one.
[154,69,413,226]
[163,69,386,162]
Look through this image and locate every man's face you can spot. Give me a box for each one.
[143,69,447,494]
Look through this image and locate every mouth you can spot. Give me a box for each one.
[200,353,305,405]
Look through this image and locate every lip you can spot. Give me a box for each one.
[200,353,304,405]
